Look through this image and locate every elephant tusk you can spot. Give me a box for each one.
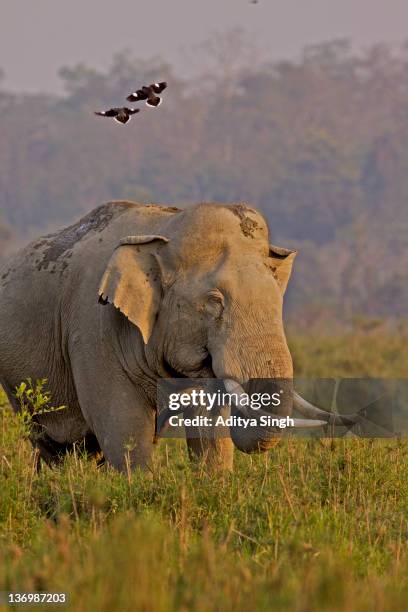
[293,391,357,426]
[223,379,325,429]
[223,378,248,403]
[290,418,326,428]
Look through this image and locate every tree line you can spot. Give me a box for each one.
[1,36,407,323]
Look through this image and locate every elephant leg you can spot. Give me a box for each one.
[93,397,155,473]
[185,404,234,471]
[186,437,234,471]
[71,363,156,473]
[92,398,155,473]
[1,378,21,414]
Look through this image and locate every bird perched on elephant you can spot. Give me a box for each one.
[0,201,352,472]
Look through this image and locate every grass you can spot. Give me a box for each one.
[1,329,408,611]
[289,324,408,378]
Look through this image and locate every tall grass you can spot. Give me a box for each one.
[1,330,408,611]
[289,326,408,378]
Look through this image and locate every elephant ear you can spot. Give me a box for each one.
[98,235,169,344]
[269,244,297,294]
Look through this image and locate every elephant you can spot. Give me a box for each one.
[0,201,353,472]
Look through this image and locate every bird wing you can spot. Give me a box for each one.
[126,88,148,102]
[127,108,140,115]
[95,109,118,117]
[151,81,167,94]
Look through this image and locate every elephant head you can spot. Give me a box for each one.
[99,203,354,453]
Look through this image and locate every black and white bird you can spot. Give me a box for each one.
[94,107,140,124]
[126,82,167,107]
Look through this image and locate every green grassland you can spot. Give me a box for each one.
[1,329,408,611]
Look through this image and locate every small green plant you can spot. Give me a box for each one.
[14,378,66,437]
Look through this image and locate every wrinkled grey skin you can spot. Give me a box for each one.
[0,201,297,472]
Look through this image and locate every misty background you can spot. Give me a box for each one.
[1,0,408,325]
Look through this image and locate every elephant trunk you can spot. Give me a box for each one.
[210,319,298,453]
[224,379,326,453]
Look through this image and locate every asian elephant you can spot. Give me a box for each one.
[0,201,349,472]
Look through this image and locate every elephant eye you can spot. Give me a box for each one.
[205,290,224,318]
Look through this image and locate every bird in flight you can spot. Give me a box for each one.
[94,107,140,124]
[127,82,167,107]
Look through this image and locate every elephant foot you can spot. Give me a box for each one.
[186,436,234,472]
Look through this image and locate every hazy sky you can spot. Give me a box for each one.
[2,0,408,93]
